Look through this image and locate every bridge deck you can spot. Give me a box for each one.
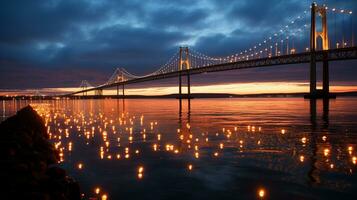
[68,47,357,96]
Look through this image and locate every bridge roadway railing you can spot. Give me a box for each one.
[67,47,357,96]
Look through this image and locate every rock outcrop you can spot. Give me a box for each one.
[0,105,80,200]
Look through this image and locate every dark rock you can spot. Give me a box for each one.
[0,105,81,200]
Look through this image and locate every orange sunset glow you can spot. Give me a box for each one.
[1,82,357,96]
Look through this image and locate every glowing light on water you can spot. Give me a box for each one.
[258,188,265,198]
[138,166,144,179]
[300,155,305,162]
[195,152,199,158]
[77,163,83,170]
[138,173,143,179]
[188,164,193,171]
[68,142,72,151]
[324,148,330,157]
[101,194,108,200]
[301,137,307,144]
[95,187,100,194]
[348,146,353,155]
[220,143,224,149]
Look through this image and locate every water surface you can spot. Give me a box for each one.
[1,98,357,199]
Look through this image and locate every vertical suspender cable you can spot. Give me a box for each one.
[351,12,354,47]
[342,12,345,48]
[334,9,337,48]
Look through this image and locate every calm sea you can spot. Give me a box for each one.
[1,98,357,199]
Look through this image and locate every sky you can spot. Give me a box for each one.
[0,0,357,95]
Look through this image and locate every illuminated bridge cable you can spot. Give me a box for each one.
[72,3,355,95]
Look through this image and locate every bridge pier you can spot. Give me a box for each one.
[117,85,119,97]
[323,52,329,96]
[309,52,317,97]
[122,84,125,98]
[179,72,182,99]
[187,71,191,99]
[309,2,317,98]
[81,89,87,97]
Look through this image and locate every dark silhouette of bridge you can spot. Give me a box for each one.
[65,3,357,99]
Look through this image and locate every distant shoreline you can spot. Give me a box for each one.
[1,91,357,100]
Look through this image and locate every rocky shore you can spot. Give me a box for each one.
[0,105,80,200]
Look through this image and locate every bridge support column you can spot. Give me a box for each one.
[95,89,103,96]
[323,52,329,97]
[117,85,119,97]
[187,71,190,99]
[309,56,317,97]
[122,84,125,98]
[309,3,317,97]
[179,72,182,99]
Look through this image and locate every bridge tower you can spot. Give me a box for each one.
[308,2,333,98]
[80,80,91,97]
[116,71,125,99]
[178,47,191,99]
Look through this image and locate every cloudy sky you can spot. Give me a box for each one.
[0,0,356,93]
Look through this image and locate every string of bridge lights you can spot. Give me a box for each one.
[325,6,353,14]
[106,9,313,81]
[105,52,180,84]
[79,80,93,89]
[122,51,180,79]
[149,52,180,76]
[189,10,311,63]
[188,5,353,64]
[84,4,354,87]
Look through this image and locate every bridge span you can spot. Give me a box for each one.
[67,47,357,97]
[66,3,357,99]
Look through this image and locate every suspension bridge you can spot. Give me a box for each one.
[66,3,357,99]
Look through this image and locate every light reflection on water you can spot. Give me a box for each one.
[1,98,357,199]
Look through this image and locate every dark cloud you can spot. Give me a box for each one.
[0,0,356,89]
[226,0,305,27]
